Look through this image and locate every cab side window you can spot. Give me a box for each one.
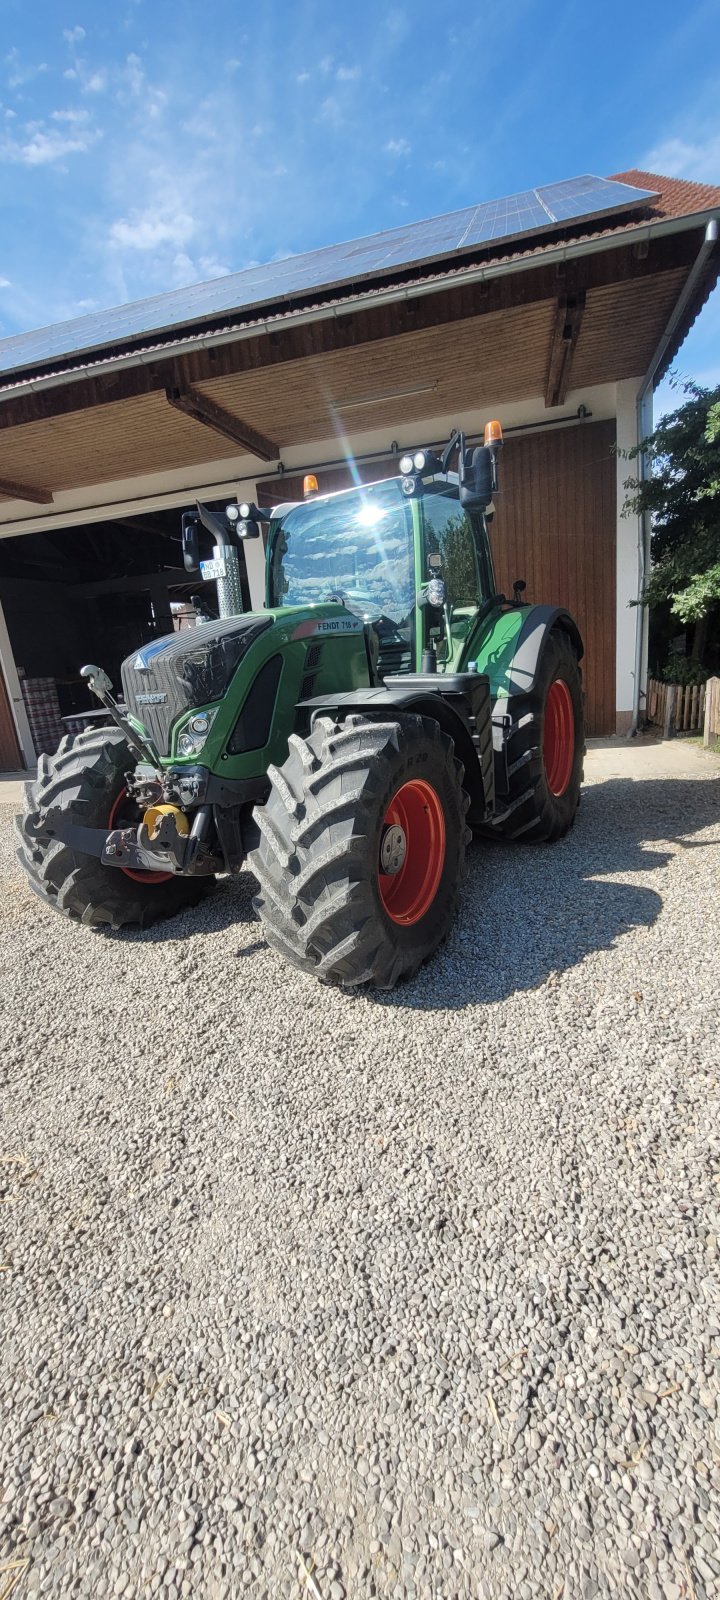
[422,491,481,609]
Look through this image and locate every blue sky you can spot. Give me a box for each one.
[0,0,718,418]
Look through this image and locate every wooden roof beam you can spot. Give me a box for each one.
[165,383,278,461]
[0,475,53,504]
[545,291,586,408]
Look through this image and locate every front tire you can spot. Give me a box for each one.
[250,713,470,989]
[16,728,212,929]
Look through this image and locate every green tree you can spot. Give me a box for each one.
[623,379,720,663]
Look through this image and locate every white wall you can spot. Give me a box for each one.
[614,378,646,735]
[0,599,35,767]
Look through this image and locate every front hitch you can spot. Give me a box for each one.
[25,804,218,877]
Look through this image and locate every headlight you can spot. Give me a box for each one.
[413,450,427,472]
[399,453,414,474]
[177,708,217,757]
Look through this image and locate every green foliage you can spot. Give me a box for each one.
[623,379,720,625]
[661,650,709,686]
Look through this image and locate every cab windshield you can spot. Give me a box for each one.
[270,479,416,673]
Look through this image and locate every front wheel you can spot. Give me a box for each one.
[16,728,213,929]
[250,713,471,989]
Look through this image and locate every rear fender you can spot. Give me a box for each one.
[502,606,583,699]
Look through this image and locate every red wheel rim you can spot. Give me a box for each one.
[543,679,575,797]
[107,787,173,886]
[378,779,446,926]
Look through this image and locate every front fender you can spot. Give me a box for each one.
[299,679,494,822]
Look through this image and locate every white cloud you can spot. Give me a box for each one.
[0,120,98,165]
[51,107,90,123]
[640,133,720,185]
[172,250,230,285]
[124,53,144,95]
[109,203,197,251]
[83,70,108,94]
[0,276,10,288]
[384,137,411,156]
[296,71,310,83]
[336,65,360,81]
[5,47,49,88]
[383,9,410,41]
[319,96,342,126]
[63,26,86,44]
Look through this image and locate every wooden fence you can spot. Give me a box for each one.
[646,675,720,742]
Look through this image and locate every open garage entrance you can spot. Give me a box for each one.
[0,503,250,756]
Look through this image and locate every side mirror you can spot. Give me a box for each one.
[181,513,200,573]
[459,445,494,510]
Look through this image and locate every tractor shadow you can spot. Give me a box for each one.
[104,775,719,1000]
[376,774,720,1011]
[104,871,259,946]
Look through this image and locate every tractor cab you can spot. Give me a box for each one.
[266,424,503,682]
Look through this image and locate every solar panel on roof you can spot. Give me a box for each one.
[0,174,659,381]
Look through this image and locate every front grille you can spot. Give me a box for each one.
[121,614,272,755]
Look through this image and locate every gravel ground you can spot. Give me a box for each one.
[1,761,719,1600]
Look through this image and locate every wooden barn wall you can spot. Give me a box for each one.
[0,664,21,770]
[490,419,617,737]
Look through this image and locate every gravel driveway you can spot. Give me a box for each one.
[1,752,719,1600]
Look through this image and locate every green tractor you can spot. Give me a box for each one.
[17,424,584,989]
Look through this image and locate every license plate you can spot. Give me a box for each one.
[200,558,226,580]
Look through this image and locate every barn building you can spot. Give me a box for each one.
[0,166,718,769]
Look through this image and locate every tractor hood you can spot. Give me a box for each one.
[121,613,272,756]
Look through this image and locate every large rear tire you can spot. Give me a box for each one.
[490,628,584,843]
[16,728,212,929]
[250,713,470,989]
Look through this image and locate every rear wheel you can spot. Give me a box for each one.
[250,713,470,989]
[16,727,212,929]
[490,628,584,842]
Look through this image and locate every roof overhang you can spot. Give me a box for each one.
[0,188,717,521]
[2,202,718,406]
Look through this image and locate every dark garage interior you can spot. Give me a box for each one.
[0,503,250,751]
